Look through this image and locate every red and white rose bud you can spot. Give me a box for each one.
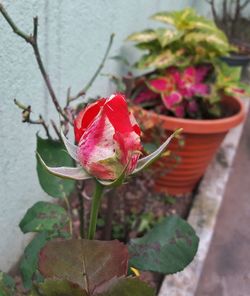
[74,94,142,180]
[37,93,180,185]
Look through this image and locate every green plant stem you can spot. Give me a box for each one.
[88,181,104,240]
[77,181,85,239]
[63,196,73,236]
[104,189,116,240]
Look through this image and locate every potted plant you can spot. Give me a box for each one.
[206,0,250,73]
[126,8,247,195]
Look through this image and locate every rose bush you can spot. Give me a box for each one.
[37,92,181,242]
[74,94,142,180]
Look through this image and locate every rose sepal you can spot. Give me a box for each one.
[61,130,78,162]
[132,128,182,175]
[96,152,141,187]
[36,153,92,180]
[37,128,181,183]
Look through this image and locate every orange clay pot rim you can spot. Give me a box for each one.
[133,95,246,134]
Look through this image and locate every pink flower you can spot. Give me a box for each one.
[74,94,142,180]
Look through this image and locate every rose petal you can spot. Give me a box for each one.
[129,112,141,136]
[113,131,141,173]
[104,94,134,134]
[74,98,106,143]
[75,93,142,180]
[77,111,118,179]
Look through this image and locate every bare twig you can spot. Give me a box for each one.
[50,119,63,142]
[37,115,51,139]
[206,0,218,24]
[14,98,28,110]
[222,0,229,36]
[231,0,241,37]
[0,3,31,43]
[240,0,250,10]
[14,99,52,139]
[33,16,38,42]
[66,33,115,105]
[0,4,72,125]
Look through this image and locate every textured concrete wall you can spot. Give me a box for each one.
[0,0,193,271]
[194,0,250,19]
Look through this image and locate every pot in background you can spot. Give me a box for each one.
[132,95,245,195]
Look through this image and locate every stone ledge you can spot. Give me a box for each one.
[158,100,250,296]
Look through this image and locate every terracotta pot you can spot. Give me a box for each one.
[132,95,245,195]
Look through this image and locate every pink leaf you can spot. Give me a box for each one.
[187,100,198,113]
[147,77,174,93]
[174,105,185,118]
[134,88,158,104]
[161,92,182,109]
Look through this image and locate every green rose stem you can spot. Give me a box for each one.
[88,181,104,240]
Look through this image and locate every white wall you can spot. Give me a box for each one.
[194,0,250,19]
[0,0,193,271]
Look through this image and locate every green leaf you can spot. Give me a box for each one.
[109,55,130,66]
[152,8,220,33]
[133,129,182,175]
[151,11,177,26]
[0,272,15,296]
[98,277,155,296]
[127,29,157,43]
[31,279,86,296]
[36,136,76,198]
[128,215,199,275]
[184,32,231,55]
[155,28,183,48]
[19,201,68,234]
[144,49,177,69]
[31,278,154,296]
[135,40,161,52]
[135,53,157,69]
[39,239,128,295]
[20,232,49,289]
